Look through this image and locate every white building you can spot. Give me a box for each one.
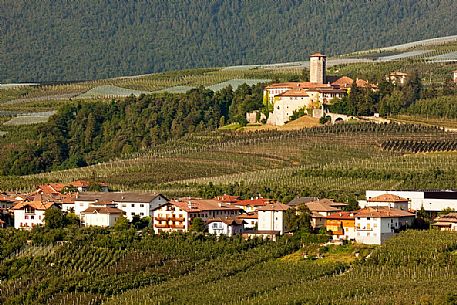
[433,213,457,231]
[207,217,245,237]
[152,199,242,234]
[453,70,457,83]
[81,202,124,227]
[12,196,57,230]
[365,194,409,210]
[355,207,415,245]
[365,190,457,212]
[257,202,290,235]
[74,192,168,221]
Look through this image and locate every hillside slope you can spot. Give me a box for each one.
[1,0,457,82]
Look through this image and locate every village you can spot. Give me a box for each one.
[2,180,457,245]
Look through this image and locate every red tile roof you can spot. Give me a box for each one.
[368,194,408,203]
[331,76,354,88]
[306,200,342,212]
[356,207,414,218]
[326,211,356,220]
[234,198,271,207]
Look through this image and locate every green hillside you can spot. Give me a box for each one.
[1,0,457,82]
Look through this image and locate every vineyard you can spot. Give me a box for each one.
[0,122,448,202]
[98,230,457,305]
[2,228,455,304]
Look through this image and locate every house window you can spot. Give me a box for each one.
[31,215,34,220]
[212,223,218,229]
[131,212,135,215]
[140,204,144,207]
[25,215,29,219]
[121,204,126,207]
[140,213,144,216]
[131,204,135,208]
[367,217,370,220]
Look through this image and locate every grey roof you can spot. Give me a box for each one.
[76,192,167,203]
[288,197,319,207]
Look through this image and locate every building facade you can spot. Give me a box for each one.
[257,203,289,235]
[364,190,457,212]
[355,207,415,245]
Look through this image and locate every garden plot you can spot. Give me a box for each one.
[76,85,151,99]
[3,111,56,126]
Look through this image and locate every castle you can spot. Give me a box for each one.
[263,53,376,126]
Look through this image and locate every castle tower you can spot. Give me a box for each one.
[309,53,326,84]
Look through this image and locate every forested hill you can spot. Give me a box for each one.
[2,0,457,83]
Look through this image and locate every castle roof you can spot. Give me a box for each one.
[265,82,332,90]
[277,89,309,97]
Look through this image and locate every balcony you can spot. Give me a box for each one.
[155,223,169,228]
[170,217,185,222]
[155,216,168,221]
[169,224,185,229]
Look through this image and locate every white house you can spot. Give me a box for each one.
[257,202,290,235]
[74,192,168,221]
[355,207,415,245]
[81,202,124,227]
[365,190,457,213]
[152,199,242,234]
[325,211,356,241]
[12,195,57,230]
[433,213,457,231]
[453,70,457,83]
[207,217,245,237]
[365,194,409,210]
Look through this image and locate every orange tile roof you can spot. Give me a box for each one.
[0,195,15,203]
[368,194,408,203]
[310,52,326,57]
[13,200,55,211]
[70,180,90,188]
[207,216,245,225]
[172,199,241,213]
[277,89,309,97]
[257,202,290,211]
[331,76,354,88]
[306,200,342,212]
[326,211,356,220]
[356,207,414,218]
